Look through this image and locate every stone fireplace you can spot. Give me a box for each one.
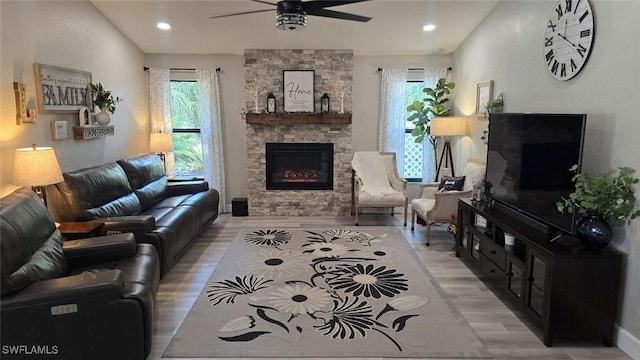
[244,49,353,216]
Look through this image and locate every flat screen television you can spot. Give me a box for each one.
[485,113,586,235]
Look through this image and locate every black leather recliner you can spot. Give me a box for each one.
[1,187,160,360]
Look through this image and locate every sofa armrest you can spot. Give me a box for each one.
[94,215,155,234]
[167,180,209,196]
[63,233,137,269]
[417,182,440,199]
[429,190,472,216]
[1,270,124,309]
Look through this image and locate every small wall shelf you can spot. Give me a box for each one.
[246,112,352,125]
[73,125,115,140]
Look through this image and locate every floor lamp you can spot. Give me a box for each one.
[149,132,174,173]
[13,145,64,206]
[430,117,467,181]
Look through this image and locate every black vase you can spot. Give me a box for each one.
[576,215,613,250]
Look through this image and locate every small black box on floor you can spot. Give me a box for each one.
[232,198,248,216]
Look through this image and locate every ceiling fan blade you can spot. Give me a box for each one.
[209,9,275,19]
[305,0,371,10]
[306,8,371,22]
[250,0,277,6]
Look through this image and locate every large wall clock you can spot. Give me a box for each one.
[543,0,595,80]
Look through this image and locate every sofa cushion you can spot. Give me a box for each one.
[85,193,143,219]
[117,153,166,190]
[1,188,67,295]
[62,163,141,220]
[118,154,169,211]
[135,177,168,211]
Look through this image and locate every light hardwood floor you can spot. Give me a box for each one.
[150,214,632,360]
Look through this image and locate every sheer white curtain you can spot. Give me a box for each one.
[378,68,408,175]
[196,69,226,213]
[422,68,448,183]
[148,68,173,174]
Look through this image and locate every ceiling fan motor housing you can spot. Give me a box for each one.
[276,1,307,31]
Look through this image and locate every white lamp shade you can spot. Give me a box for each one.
[13,146,64,187]
[149,133,173,153]
[430,117,467,137]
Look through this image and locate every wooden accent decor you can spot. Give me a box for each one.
[246,113,351,125]
[73,125,115,140]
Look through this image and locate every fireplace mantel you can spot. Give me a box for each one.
[246,113,351,125]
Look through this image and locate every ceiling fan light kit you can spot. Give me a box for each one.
[276,12,308,31]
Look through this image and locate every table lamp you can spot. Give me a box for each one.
[13,145,64,205]
[430,117,467,180]
[149,132,173,171]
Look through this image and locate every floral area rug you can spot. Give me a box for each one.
[163,228,489,358]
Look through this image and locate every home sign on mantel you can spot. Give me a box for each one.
[283,70,314,112]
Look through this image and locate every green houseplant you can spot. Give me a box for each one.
[485,92,504,114]
[557,165,640,248]
[480,93,505,145]
[406,78,455,176]
[90,82,122,115]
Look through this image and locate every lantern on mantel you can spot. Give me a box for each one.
[267,93,276,113]
[320,93,330,113]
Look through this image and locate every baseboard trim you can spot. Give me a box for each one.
[616,324,640,359]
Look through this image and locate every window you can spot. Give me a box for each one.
[404,80,425,182]
[170,80,204,178]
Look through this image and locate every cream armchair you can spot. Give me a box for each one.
[352,152,408,226]
[411,159,486,245]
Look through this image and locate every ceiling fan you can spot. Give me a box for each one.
[209,0,372,31]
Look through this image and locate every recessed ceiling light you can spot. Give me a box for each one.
[423,24,436,32]
[157,22,171,30]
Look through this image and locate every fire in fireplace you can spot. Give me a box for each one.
[265,143,333,190]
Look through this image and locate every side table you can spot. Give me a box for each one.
[57,222,104,240]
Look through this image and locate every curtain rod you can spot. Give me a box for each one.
[143,67,221,72]
[377,66,452,72]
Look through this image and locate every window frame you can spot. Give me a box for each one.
[169,77,204,179]
[404,79,425,183]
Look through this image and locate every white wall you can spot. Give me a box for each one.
[0,1,147,196]
[453,0,640,355]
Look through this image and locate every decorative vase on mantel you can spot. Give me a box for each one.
[575,214,613,250]
[95,108,111,125]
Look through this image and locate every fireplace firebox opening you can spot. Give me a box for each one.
[266,143,334,190]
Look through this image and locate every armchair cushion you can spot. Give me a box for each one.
[438,176,466,191]
[0,188,67,295]
[3,232,67,296]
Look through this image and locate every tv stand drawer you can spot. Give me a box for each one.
[481,255,505,278]
[481,237,506,270]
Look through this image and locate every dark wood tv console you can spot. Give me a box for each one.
[456,198,621,347]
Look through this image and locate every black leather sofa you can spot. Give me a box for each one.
[1,187,160,360]
[47,153,220,277]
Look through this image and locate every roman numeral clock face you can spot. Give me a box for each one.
[544,0,595,80]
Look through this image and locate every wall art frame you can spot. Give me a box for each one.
[34,63,92,113]
[283,70,314,113]
[476,80,493,119]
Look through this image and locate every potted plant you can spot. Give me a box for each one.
[480,93,505,145]
[407,78,455,176]
[485,92,504,114]
[557,165,640,249]
[90,82,122,125]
